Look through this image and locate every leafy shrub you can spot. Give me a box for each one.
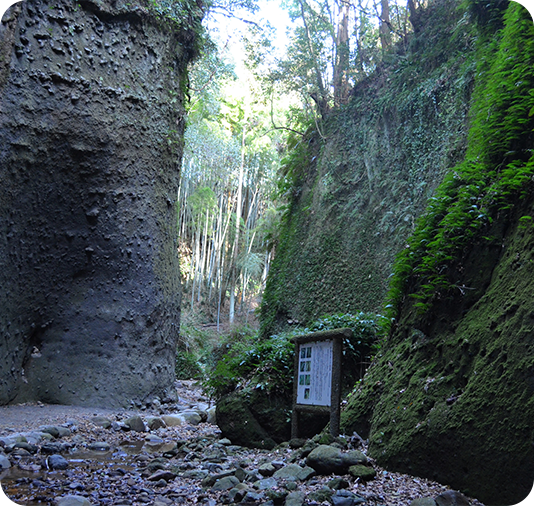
[203,312,386,400]
[175,350,203,380]
[306,312,387,393]
[203,330,296,401]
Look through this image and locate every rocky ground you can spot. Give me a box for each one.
[0,381,485,506]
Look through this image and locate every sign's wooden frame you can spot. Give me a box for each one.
[291,328,351,439]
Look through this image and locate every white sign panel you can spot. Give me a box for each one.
[296,339,333,406]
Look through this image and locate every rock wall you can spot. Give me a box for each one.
[0,0,200,407]
[339,3,534,504]
[260,0,475,337]
[340,194,534,505]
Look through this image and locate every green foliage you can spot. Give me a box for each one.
[308,312,387,355]
[305,312,387,392]
[202,324,294,400]
[148,0,206,56]
[259,0,477,339]
[204,312,386,400]
[386,2,534,318]
[175,350,204,379]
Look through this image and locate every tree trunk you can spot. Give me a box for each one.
[379,0,392,51]
[334,0,350,105]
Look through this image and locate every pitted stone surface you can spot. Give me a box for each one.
[0,0,200,407]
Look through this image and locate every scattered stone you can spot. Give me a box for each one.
[308,487,333,503]
[327,477,350,490]
[348,464,376,480]
[10,447,31,457]
[273,463,315,481]
[0,454,11,469]
[87,441,111,452]
[55,495,92,506]
[41,442,68,454]
[212,475,240,491]
[288,438,307,449]
[258,462,276,476]
[161,414,185,427]
[47,454,69,470]
[147,470,177,482]
[256,477,278,490]
[241,490,265,503]
[265,489,288,504]
[57,427,72,437]
[40,426,60,438]
[13,442,38,454]
[179,410,202,425]
[435,491,471,506]
[284,490,305,506]
[123,415,146,432]
[410,499,437,506]
[146,417,166,430]
[207,406,217,424]
[306,445,367,474]
[90,416,112,429]
[331,490,367,506]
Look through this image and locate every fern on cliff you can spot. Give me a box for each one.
[386,2,534,318]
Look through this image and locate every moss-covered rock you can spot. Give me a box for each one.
[341,196,534,504]
[216,391,278,450]
[341,4,534,504]
[260,0,476,337]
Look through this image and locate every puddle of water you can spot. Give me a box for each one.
[118,440,145,455]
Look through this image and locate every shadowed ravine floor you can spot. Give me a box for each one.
[0,381,486,506]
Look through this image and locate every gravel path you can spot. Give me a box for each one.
[0,383,485,506]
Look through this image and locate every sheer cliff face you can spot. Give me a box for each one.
[0,0,196,407]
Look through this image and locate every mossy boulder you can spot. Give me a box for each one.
[216,386,330,449]
[216,391,278,450]
[341,189,534,506]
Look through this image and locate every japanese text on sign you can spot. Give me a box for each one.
[296,339,333,406]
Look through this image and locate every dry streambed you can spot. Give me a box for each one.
[0,392,485,506]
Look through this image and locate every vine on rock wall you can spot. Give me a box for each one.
[386,1,534,319]
[260,0,477,338]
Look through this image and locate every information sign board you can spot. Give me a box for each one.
[296,339,333,406]
[291,328,351,438]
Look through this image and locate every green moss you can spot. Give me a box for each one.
[260,0,476,339]
[386,2,534,319]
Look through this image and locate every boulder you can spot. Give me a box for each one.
[161,414,185,427]
[0,454,11,469]
[55,496,92,506]
[273,464,315,482]
[284,491,306,506]
[305,445,367,475]
[348,464,376,480]
[123,416,146,433]
[435,491,470,506]
[216,392,276,450]
[146,417,166,431]
[91,417,112,429]
[47,454,69,470]
[410,499,437,506]
[179,410,202,425]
